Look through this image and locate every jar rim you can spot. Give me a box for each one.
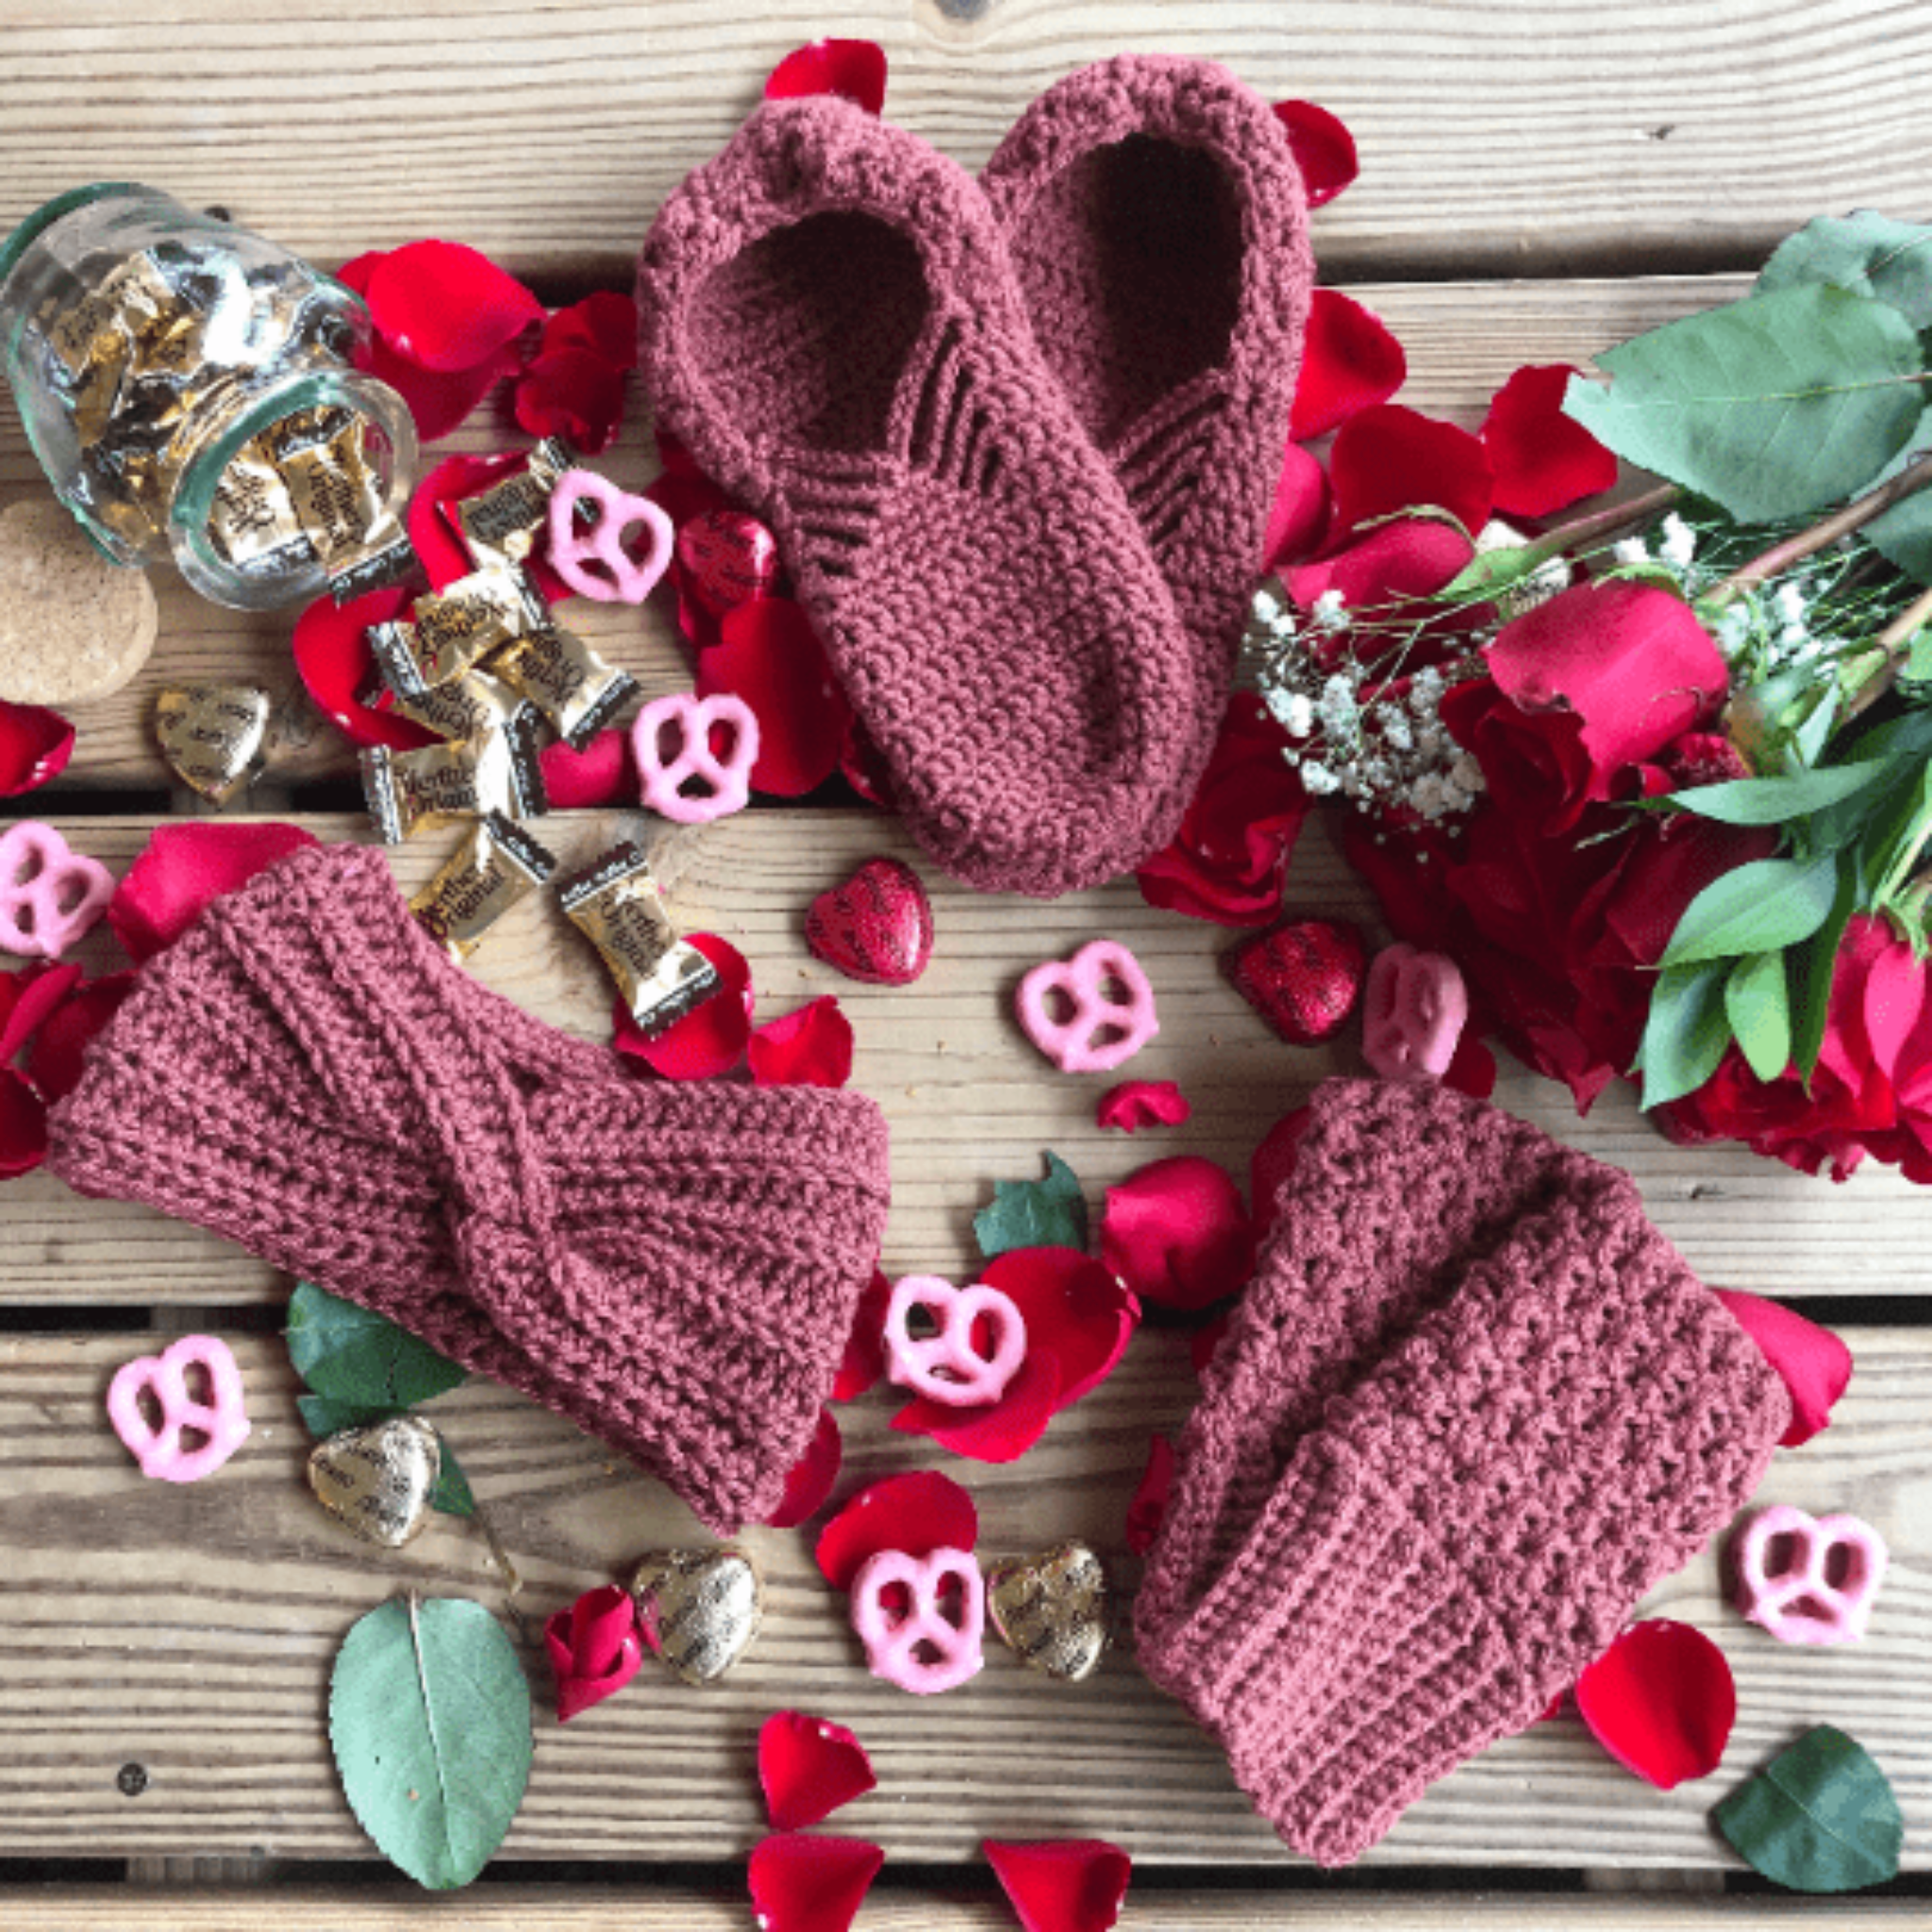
[0,183,153,291]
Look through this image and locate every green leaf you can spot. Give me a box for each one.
[1638,960,1734,1110]
[329,1595,532,1890]
[1791,860,1858,1083]
[288,1283,467,1410]
[1564,286,1926,521]
[974,1150,1088,1261]
[1725,952,1793,1083]
[1857,403,1932,583]
[1713,1725,1903,1892]
[1665,759,1889,825]
[1905,630,1932,683]
[428,1444,476,1519]
[1757,211,1932,327]
[1658,855,1842,968]
[297,1394,392,1440]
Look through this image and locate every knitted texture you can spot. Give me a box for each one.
[981,56,1314,833]
[636,95,1202,898]
[1136,1079,1790,1866]
[44,843,892,1538]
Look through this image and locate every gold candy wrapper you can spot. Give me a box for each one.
[489,624,639,751]
[271,405,387,565]
[558,841,722,1037]
[369,565,548,697]
[450,435,576,572]
[207,448,311,577]
[390,668,531,744]
[409,811,557,964]
[153,684,274,805]
[360,709,547,843]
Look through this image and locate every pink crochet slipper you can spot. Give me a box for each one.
[636,95,1202,897]
[981,56,1315,827]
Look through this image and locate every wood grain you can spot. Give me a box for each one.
[4,809,1930,1303]
[1,6,1928,280]
[0,1326,1923,1870]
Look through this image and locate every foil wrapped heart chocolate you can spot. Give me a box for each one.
[676,508,781,619]
[308,1415,441,1548]
[630,1546,763,1685]
[806,857,934,987]
[987,1540,1109,1682]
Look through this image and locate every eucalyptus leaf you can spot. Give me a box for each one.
[1658,856,1842,968]
[1713,1725,1903,1892]
[329,1595,532,1890]
[1725,952,1793,1084]
[288,1283,467,1411]
[1666,759,1888,826]
[974,1150,1089,1261]
[1791,861,1858,1083]
[1638,960,1733,1110]
[1757,211,1932,327]
[1563,286,1927,522]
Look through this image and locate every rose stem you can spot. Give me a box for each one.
[1844,579,1932,721]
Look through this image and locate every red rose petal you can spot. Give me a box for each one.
[815,1470,977,1591]
[358,331,511,444]
[1482,364,1618,519]
[1260,438,1332,573]
[1289,289,1407,442]
[980,1246,1140,1412]
[1271,99,1359,208]
[1100,1158,1256,1312]
[513,346,628,457]
[1249,1106,1312,1231]
[0,962,83,1066]
[0,1066,48,1179]
[749,995,855,1090]
[291,582,438,752]
[831,1268,892,1404]
[0,700,75,797]
[764,1407,843,1529]
[1574,1619,1735,1790]
[364,240,544,374]
[1714,1290,1853,1448]
[611,931,753,1080]
[764,40,888,115]
[1095,1079,1191,1132]
[1124,1435,1174,1557]
[542,291,640,369]
[540,728,634,808]
[1441,1028,1499,1101]
[748,1833,884,1932]
[696,598,850,797]
[21,970,131,1103]
[759,1711,877,1833]
[984,1839,1132,1932]
[411,452,575,600]
[1287,518,1475,617]
[543,1583,643,1724]
[1329,403,1493,540]
[838,712,897,808]
[1189,1313,1231,1378]
[891,1348,1061,1464]
[108,823,319,966]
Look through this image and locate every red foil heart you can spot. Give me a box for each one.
[805,858,934,987]
[676,508,780,620]
[1224,919,1368,1045]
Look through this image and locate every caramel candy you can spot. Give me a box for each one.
[489,624,639,751]
[449,435,576,572]
[558,841,721,1036]
[360,710,546,843]
[369,566,549,697]
[389,668,530,745]
[409,812,557,964]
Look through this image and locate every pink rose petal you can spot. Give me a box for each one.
[1260,439,1332,573]
[108,823,319,966]
[763,1407,842,1529]
[759,1711,877,1833]
[1100,1158,1256,1312]
[1574,1619,1735,1790]
[0,962,83,1065]
[984,1838,1133,1932]
[1249,1106,1312,1231]
[0,1066,48,1178]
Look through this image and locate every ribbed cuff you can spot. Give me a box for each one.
[1139,1436,1539,1867]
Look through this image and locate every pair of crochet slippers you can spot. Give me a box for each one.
[638,56,1313,897]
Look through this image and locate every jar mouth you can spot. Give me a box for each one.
[0,183,149,292]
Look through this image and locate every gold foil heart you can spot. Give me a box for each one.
[154,684,273,805]
[629,1546,763,1686]
[308,1415,441,1548]
[988,1541,1109,1682]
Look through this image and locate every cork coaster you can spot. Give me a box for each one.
[0,498,159,705]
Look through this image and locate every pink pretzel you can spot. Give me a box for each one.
[1016,939,1158,1074]
[1732,1504,1888,1646]
[106,1334,251,1483]
[850,1546,985,1695]
[883,1274,1028,1408]
[631,692,760,824]
[547,468,676,604]
[1361,942,1468,1083]
[0,822,113,959]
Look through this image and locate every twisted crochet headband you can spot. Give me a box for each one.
[47,842,892,1536]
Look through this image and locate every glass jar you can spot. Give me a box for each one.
[0,184,418,609]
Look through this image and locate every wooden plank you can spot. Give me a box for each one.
[4,808,1929,1303]
[0,6,1926,279]
[0,1325,1922,1870]
[9,1890,1932,1929]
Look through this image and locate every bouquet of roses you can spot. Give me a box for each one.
[1155,210,1932,1182]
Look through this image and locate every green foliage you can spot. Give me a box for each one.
[1664,760,1889,825]
[329,1595,532,1890]
[1713,1725,1903,1892]
[287,1283,467,1411]
[1724,952,1793,1083]
[974,1150,1089,1261]
[1636,961,1733,1110]
[1564,286,1926,522]
[1757,210,1932,326]
[1657,856,1841,969]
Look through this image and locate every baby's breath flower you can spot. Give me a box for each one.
[1311,588,1348,631]
[1658,512,1696,570]
[1299,760,1341,796]
[1277,691,1314,738]
[1612,536,1650,566]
